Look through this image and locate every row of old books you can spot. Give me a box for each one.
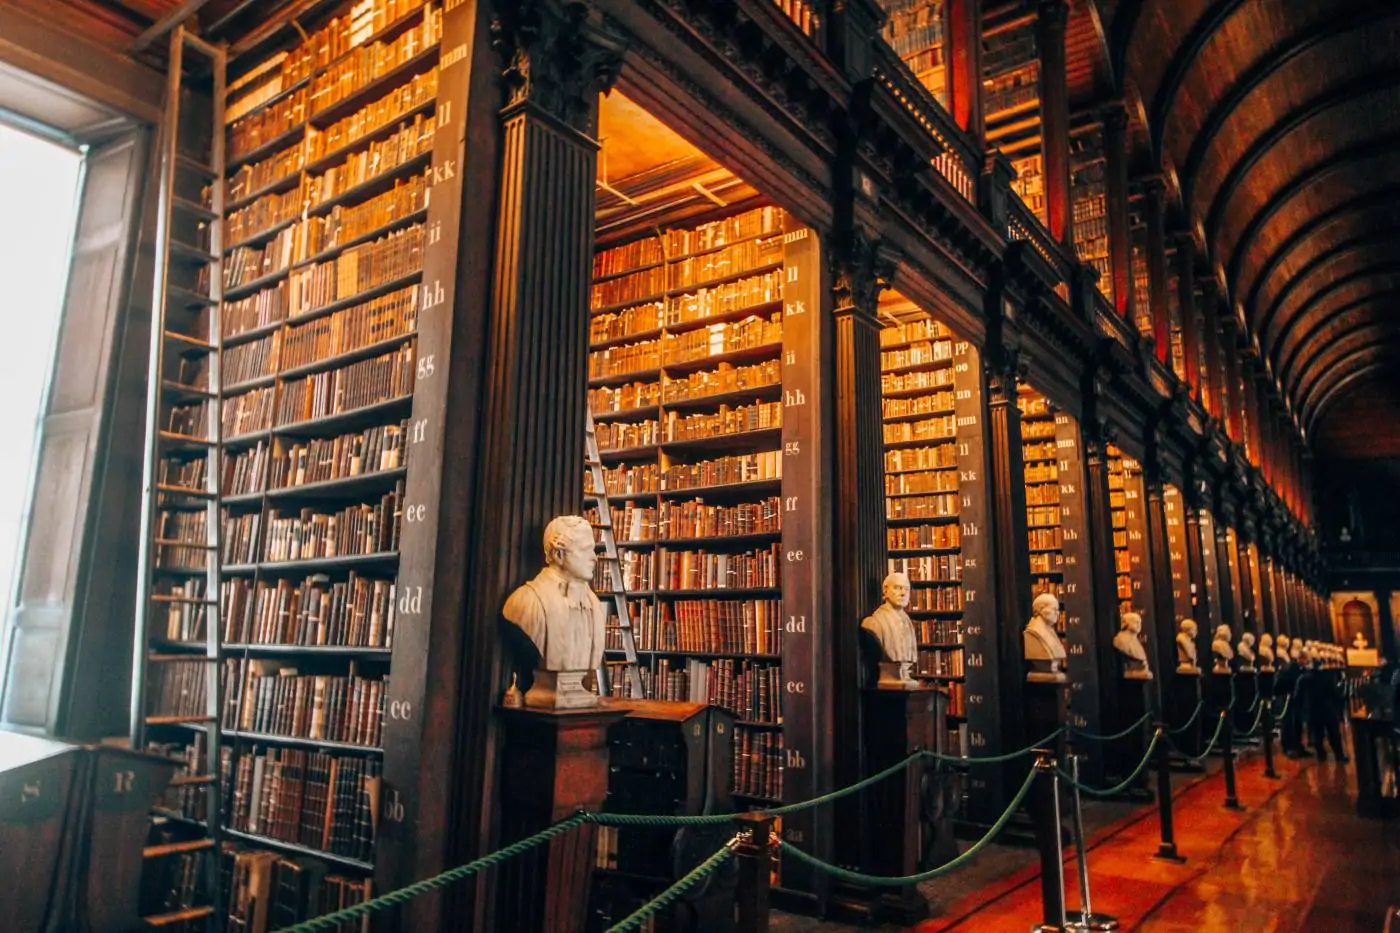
[655,545,782,591]
[882,389,955,419]
[887,522,962,550]
[885,467,958,496]
[222,574,396,649]
[734,729,783,800]
[146,660,210,720]
[222,846,371,933]
[222,745,379,862]
[653,598,782,655]
[884,443,957,472]
[888,552,963,582]
[222,663,386,748]
[886,491,958,520]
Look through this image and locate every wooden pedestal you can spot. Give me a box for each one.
[1168,673,1205,770]
[496,704,627,933]
[1103,676,1152,799]
[829,687,943,925]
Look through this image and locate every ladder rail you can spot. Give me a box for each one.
[585,411,645,698]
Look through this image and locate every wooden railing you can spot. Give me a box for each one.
[1006,194,1071,303]
[871,40,978,203]
[770,0,822,40]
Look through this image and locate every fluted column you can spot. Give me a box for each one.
[1103,102,1133,321]
[1143,178,1169,365]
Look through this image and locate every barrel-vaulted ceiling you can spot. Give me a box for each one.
[1110,0,1400,457]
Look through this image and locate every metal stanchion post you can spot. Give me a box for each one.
[1031,751,1068,933]
[1222,711,1244,811]
[1262,698,1279,779]
[734,812,773,933]
[1150,724,1184,863]
[1064,754,1118,931]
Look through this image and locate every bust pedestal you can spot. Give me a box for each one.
[1204,671,1235,757]
[1105,673,1153,800]
[1168,671,1205,771]
[829,686,944,924]
[495,704,628,933]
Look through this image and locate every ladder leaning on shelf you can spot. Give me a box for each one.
[129,24,227,931]
[585,410,645,699]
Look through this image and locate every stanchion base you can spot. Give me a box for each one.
[1223,799,1245,811]
[1065,913,1120,931]
[1151,845,1187,865]
[1263,767,1280,779]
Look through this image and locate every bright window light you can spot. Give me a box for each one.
[0,124,84,622]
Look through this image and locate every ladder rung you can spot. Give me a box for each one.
[151,595,215,605]
[143,838,214,859]
[167,285,215,309]
[168,774,216,787]
[164,330,213,351]
[173,196,218,222]
[157,483,215,499]
[169,240,217,264]
[153,538,216,549]
[144,905,215,926]
[176,154,216,177]
[160,380,215,399]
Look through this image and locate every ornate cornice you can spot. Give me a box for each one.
[830,228,900,319]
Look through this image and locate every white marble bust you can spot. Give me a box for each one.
[1258,633,1276,673]
[1175,618,1200,675]
[1237,632,1256,673]
[1211,624,1235,675]
[1113,611,1152,680]
[1024,592,1067,683]
[862,572,919,688]
[502,515,607,709]
[1276,633,1291,664]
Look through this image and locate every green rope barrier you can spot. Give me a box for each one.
[1167,700,1204,735]
[1068,712,1151,743]
[604,838,737,933]
[923,726,1065,764]
[775,763,1039,887]
[1055,731,1161,797]
[272,814,589,933]
[1275,694,1291,721]
[1240,699,1266,738]
[1248,690,1262,713]
[1167,710,1228,764]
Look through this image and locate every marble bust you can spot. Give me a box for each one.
[1211,624,1234,675]
[1023,592,1067,683]
[502,515,607,709]
[1113,611,1152,680]
[1258,633,1276,673]
[862,572,920,688]
[1175,618,1200,675]
[1237,632,1257,673]
[1276,634,1292,664]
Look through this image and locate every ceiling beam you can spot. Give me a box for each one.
[1179,4,1398,206]
[1203,70,1400,258]
[1272,265,1400,379]
[1242,185,1400,319]
[1292,321,1400,412]
[1306,357,1400,438]
[1108,0,1143,93]
[1224,133,1400,300]
[1258,227,1400,343]
[1147,0,1243,161]
[1279,290,1400,407]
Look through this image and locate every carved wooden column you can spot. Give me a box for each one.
[1182,466,1212,632]
[1142,178,1169,365]
[1036,0,1073,250]
[1080,386,1126,737]
[1257,526,1278,638]
[1174,236,1200,399]
[1212,492,1239,638]
[1144,430,1178,715]
[1103,102,1134,321]
[1236,508,1258,633]
[463,4,623,922]
[948,0,985,145]
[984,272,1033,802]
[1199,281,1225,423]
[829,231,894,839]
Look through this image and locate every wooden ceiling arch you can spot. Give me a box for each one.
[1305,351,1400,439]
[1257,225,1400,341]
[1312,378,1400,458]
[1293,323,1400,418]
[1111,0,1400,458]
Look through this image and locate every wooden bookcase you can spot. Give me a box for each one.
[1070,125,1110,305]
[983,5,1044,224]
[878,307,998,823]
[1018,388,1100,736]
[130,2,471,928]
[582,204,825,887]
[882,0,950,108]
[1130,209,1152,339]
[1165,258,1187,382]
[1199,509,1226,633]
[1106,448,1151,618]
[1162,485,1194,625]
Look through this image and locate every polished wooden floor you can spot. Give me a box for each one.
[914,753,1399,932]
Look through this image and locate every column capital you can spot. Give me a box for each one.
[1099,98,1130,131]
[1037,0,1069,28]
[829,228,899,320]
[491,0,625,133]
